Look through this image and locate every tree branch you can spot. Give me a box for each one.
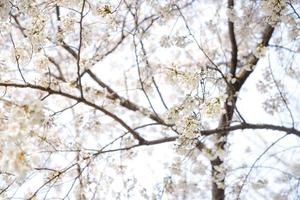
[228,0,238,76]
[86,69,167,125]
[236,25,275,89]
[0,82,147,144]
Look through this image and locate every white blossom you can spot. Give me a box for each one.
[160,35,172,48]
[0,0,10,21]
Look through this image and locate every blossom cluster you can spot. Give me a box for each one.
[160,35,191,48]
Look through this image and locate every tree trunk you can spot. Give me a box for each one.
[211,157,225,200]
[210,92,236,200]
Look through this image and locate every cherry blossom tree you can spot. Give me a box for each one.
[0,0,300,199]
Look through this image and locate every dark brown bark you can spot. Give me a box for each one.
[211,157,226,200]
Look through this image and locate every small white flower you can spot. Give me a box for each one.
[231,78,237,84]
[160,35,172,48]
[252,179,268,190]
[173,36,189,48]
[254,44,267,58]
[201,97,223,117]
[0,0,10,21]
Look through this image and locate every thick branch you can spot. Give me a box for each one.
[198,123,299,137]
[236,25,275,89]
[228,0,238,76]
